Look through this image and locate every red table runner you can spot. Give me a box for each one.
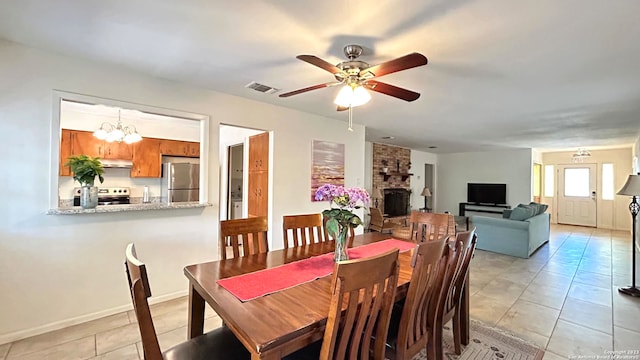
[217,239,415,302]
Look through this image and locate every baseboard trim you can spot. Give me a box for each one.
[0,290,188,346]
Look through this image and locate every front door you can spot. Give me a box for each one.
[557,164,597,227]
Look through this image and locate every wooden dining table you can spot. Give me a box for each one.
[183,232,469,360]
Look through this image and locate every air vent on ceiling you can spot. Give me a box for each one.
[245,81,279,94]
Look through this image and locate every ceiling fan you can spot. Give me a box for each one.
[279,44,428,110]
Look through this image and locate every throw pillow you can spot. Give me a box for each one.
[502,209,512,218]
[510,205,536,221]
[529,202,548,215]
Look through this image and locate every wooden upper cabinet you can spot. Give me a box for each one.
[59,129,198,178]
[131,138,161,178]
[59,129,72,176]
[102,141,133,160]
[248,132,269,172]
[71,130,103,158]
[160,139,200,157]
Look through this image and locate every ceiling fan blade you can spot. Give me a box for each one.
[297,55,344,75]
[364,80,421,102]
[336,106,349,111]
[279,82,342,98]
[359,53,428,78]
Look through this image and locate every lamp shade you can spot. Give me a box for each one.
[421,187,432,197]
[334,85,371,108]
[373,188,384,199]
[617,175,640,196]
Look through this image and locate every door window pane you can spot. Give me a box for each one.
[602,163,614,200]
[564,168,590,197]
[544,165,554,197]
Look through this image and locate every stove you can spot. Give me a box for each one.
[73,187,131,206]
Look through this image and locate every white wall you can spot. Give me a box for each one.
[0,39,365,343]
[541,148,632,230]
[436,149,534,215]
[410,150,438,211]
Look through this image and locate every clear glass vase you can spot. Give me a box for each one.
[334,225,349,262]
[80,186,99,209]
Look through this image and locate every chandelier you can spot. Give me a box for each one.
[93,109,142,144]
[571,148,591,163]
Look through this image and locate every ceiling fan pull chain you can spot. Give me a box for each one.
[348,106,353,132]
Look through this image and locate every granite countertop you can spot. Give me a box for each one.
[47,202,212,215]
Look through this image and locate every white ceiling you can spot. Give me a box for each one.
[1,0,639,153]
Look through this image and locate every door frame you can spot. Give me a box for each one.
[556,163,597,227]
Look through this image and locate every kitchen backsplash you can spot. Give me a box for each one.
[59,167,162,200]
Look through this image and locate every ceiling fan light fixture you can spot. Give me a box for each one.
[333,85,370,108]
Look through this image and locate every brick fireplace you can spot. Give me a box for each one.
[372,143,411,213]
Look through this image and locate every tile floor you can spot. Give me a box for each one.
[2,224,639,359]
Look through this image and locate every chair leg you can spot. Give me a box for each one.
[453,312,462,354]
[432,324,443,360]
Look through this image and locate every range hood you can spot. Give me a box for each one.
[100,159,133,168]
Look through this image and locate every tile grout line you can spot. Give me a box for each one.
[543,228,590,351]
[491,229,569,347]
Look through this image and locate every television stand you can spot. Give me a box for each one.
[459,203,510,216]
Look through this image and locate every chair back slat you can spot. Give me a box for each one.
[392,237,448,359]
[283,213,325,248]
[321,249,400,360]
[220,217,269,260]
[124,243,163,360]
[407,212,453,242]
[446,228,477,314]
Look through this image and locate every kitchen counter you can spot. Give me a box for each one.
[47,202,212,215]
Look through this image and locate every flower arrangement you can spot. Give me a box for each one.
[315,184,370,261]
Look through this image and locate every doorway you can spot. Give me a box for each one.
[227,144,244,219]
[219,125,268,221]
[557,163,597,227]
[424,164,434,211]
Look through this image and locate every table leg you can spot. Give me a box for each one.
[187,283,205,339]
[461,273,470,345]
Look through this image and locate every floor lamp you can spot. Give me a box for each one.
[617,174,640,297]
[421,187,432,212]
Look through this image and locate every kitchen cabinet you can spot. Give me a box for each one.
[248,132,269,218]
[62,129,133,160]
[60,129,199,178]
[59,129,72,176]
[131,138,161,178]
[102,141,133,160]
[160,139,200,158]
[248,132,269,171]
[71,130,103,158]
[247,170,268,218]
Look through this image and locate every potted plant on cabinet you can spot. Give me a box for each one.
[65,154,105,209]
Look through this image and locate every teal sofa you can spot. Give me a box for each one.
[469,212,550,258]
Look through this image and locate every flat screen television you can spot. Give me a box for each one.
[467,183,507,205]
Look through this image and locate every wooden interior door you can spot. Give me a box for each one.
[247,132,269,218]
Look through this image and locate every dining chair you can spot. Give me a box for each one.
[384,237,448,360]
[124,243,250,360]
[407,211,453,242]
[283,213,325,248]
[220,216,269,260]
[368,207,403,233]
[438,228,477,355]
[284,249,400,360]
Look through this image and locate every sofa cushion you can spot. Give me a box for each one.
[529,202,548,215]
[502,209,512,218]
[510,205,536,220]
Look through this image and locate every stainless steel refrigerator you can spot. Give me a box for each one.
[161,162,200,203]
